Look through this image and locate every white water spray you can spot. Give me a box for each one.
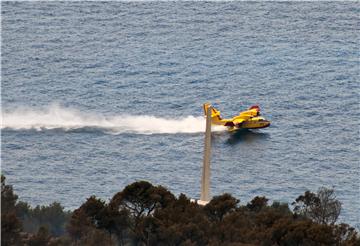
[1,105,226,134]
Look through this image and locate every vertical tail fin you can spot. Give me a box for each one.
[202,103,222,122]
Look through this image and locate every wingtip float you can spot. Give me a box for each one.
[202,103,270,131]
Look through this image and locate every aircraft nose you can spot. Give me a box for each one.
[263,120,271,128]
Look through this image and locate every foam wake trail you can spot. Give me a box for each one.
[1,105,226,134]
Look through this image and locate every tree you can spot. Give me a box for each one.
[78,196,106,225]
[148,194,211,245]
[15,200,31,219]
[204,193,239,222]
[67,195,130,245]
[97,205,130,245]
[110,181,175,225]
[109,181,176,245]
[247,196,268,212]
[29,202,70,236]
[1,176,359,245]
[270,218,337,245]
[292,187,341,225]
[67,208,94,241]
[1,212,23,246]
[76,227,116,246]
[271,201,291,215]
[1,175,18,214]
[1,175,23,246]
[27,226,51,246]
[332,223,360,245]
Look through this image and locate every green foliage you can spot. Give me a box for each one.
[75,227,116,246]
[67,195,131,245]
[16,201,71,237]
[31,202,70,236]
[332,223,359,245]
[15,201,31,218]
[78,196,106,225]
[148,194,211,245]
[270,218,341,245]
[2,175,359,245]
[1,175,23,246]
[1,175,71,245]
[204,193,239,222]
[1,212,23,246]
[271,201,291,214]
[110,181,176,219]
[1,175,19,214]
[246,196,269,212]
[27,226,51,246]
[67,208,93,241]
[292,187,342,225]
[97,205,130,245]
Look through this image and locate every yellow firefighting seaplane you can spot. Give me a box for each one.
[203,103,270,131]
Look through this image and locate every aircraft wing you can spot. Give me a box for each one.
[233,118,245,126]
[224,118,245,127]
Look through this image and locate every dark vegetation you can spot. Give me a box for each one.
[2,175,359,246]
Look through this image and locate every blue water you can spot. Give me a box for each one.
[1,2,359,229]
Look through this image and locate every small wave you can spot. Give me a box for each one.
[1,104,226,135]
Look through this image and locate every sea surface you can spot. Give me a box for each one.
[1,2,359,229]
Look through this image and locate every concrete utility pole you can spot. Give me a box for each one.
[199,105,212,204]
